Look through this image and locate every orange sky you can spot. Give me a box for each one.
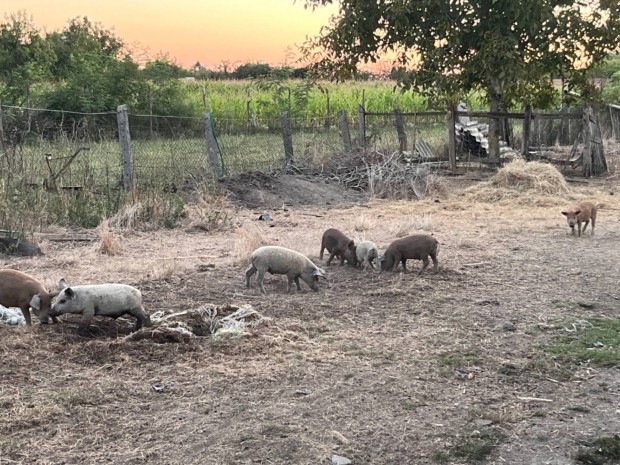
[2,0,338,68]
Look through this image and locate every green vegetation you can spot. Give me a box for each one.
[305,0,620,158]
[432,429,506,464]
[575,435,620,465]
[544,318,620,367]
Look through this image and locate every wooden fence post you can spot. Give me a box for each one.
[447,103,457,174]
[394,105,407,153]
[116,104,134,190]
[339,110,352,153]
[559,104,570,145]
[281,111,294,166]
[522,104,532,158]
[357,104,366,149]
[204,112,224,178]
[0,101,5,156]
[610,104,620,141]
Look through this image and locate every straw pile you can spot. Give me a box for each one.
[464,159,569,204]
[122,303,271,343]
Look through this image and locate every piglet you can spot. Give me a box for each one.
[561,202,597,237]
[319,228,357,266]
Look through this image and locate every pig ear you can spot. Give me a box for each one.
[561,211,568,216]
[574,210,581,215]
[58,278,68,290]
[64,287,76,299]
[313,268,327,279]
[29,294,41,310]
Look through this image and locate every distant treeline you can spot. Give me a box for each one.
[1,12,619,118]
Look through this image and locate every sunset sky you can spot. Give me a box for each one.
[2,0,338,68]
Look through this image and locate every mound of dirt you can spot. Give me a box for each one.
[218,171,365,209]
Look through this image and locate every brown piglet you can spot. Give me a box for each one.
[561,202,597,237]
[320,228,357,266]
[380,234,439,274]
[0,269,59,326]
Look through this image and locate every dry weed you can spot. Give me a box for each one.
[97,220,123,256]
[186,187,234,231]
[352,214,376,232]
[107,202,141,229]
[233,223,266,266]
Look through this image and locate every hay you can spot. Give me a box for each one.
[232,223,265,266]
[464,159,569,203]
[123,303,271,343]
[97,220,123,256]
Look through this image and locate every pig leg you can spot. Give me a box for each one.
[419,257,430,275]
[78,307,96,335]
[19,305,33,327]
[430,253,439,273]
[245,265,257,288]
[591,215,596,236]
[577,220,583,237]
[326,250,337,266]
[401,258,408,273]
[256,269,267,295]
[293,276,302,291]
[582,219,590,235]
[319,245,325,261]
[127,307,151,331]
[340,254,346,266]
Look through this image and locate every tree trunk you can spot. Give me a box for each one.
[488,89,501,161]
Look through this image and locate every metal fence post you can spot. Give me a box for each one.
[116,104,134,190]
[357,104,366,149]
[204,112,224,178]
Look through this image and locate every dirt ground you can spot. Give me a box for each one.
[1,166,620,465]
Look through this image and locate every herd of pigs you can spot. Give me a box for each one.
[0,201,597,336]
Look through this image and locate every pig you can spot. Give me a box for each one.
[356,240,379,270]
[319,228,357,266]
[246,245,327,295]
[561,202,597,237]
[380,234,439,274]
[50,279,151,335]
[0,269,59,326]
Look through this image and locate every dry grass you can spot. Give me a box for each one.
[97,220,123,256]
[2,171,620,465]
[185,187,235,232]
[464,159,569,203]
[107,201,142,230]
[351,214,376,233]
[232,222,266,266]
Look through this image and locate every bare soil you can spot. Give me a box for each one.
[219,171,365,209]
[1,170,620,465]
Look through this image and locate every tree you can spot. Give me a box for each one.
[0,11,55,105]
[142,57,189,82]
[304,0,620,158]
[44,17,142,112]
